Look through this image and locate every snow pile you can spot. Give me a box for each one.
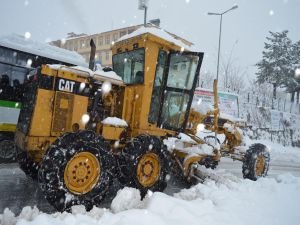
[117,26,193,51]
[191,100,214,115]
[94,70,123,83]
[163,133,214,156]
[179,143,214,156]
[1,173,300,225]
[178,133,196,143]
[67,65,93,75]
[163,133,195,152]
[111,187,142,213]
[47,64,123,85]
[219,112,246,123]
[0,34,87,66]
[101,117,128,127]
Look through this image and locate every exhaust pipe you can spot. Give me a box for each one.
[89,39,96,71]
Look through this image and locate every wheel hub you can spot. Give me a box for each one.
[137,153,160,187]
[143,162,153,176]
[255,155,265,176]
[64,152,100,195]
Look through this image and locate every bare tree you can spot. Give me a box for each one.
[198,70,215,89]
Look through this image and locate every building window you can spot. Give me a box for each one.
[113,33,118,41]
[120,31,127,37]
[98,36,103,46]
[85,39,90,48]
[73,40,78,51]
[128,29,135,34]
[105,35,110,45]
[80,40,85,48]
[98,51,102,62]
[105,51,109,60]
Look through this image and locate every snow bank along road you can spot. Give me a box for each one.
[0,141,300,225]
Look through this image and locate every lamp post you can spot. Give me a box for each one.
[208,5,238,81]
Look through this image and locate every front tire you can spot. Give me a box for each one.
[119,135,168,197]
[242,143,270,181]
[38,130,115,212]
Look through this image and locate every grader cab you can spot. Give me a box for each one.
[15,28,270,212]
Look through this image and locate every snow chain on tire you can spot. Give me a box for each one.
[38,130,115,212]
[118,135,168,197]
[242,143,270,181]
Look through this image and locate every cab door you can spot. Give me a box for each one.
[158,51,204,132]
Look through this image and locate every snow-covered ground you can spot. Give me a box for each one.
[0,138,300,225]
[1,171,300,225]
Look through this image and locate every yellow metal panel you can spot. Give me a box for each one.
[57,70,89,84]
[122,88,134,124]
[60,98,69,109]
[51,92,74,136]
[102,125,125,140]
[71,95,89,129]
[41,65,58,77]
[29,89,54,136]
[24,136,57,162]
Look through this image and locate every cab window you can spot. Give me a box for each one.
[112,48,145,85]
[167,53,199,90]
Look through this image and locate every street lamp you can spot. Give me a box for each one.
[208,4,238,81]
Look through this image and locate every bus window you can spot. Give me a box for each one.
[0,63,29,102]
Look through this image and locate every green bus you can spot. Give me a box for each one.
[0,34,87,162]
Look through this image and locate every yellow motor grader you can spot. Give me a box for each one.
[14,28,269,212]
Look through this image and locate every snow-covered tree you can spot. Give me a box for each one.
[290,40,300,103]
[220,65,246,94]
[256,31,293,100]
[198,70,215,89]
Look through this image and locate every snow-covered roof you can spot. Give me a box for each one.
[117,26,193,51]
[0,34,87,67]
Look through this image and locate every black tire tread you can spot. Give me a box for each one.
[242,143,270,181]
[118,135,168,197]
[38,130,115,212]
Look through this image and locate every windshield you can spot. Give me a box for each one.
[112,48,145,84]
[167,54,199,90]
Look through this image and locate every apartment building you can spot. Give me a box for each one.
[51,23,193,68]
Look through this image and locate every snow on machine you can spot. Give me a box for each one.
[14,27,270,212]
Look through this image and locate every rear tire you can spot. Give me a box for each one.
[0,140,16,163]
[119,135,168,197]
[38,130,115,212]
[242,143,270,181]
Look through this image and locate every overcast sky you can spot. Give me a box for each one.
[1,0,299,81]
